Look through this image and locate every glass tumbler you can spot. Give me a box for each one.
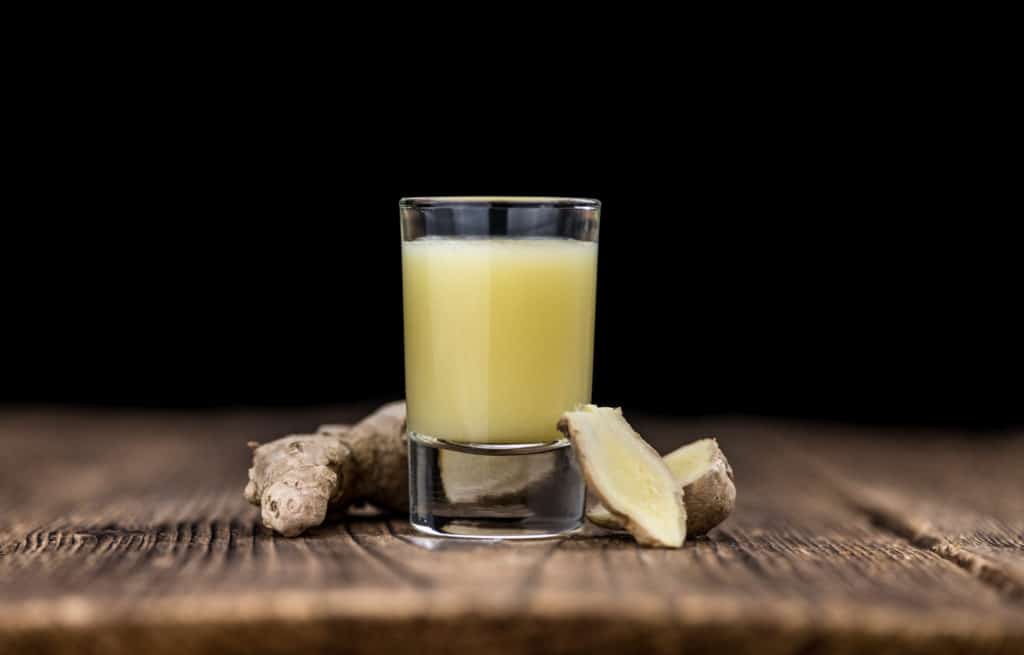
[400,197,600,539]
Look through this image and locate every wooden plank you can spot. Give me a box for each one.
[1,408,1022,654]
[758,419,1024,601]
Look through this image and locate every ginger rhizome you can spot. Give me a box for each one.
[439,449,556,504]
[244,400,736,544]
[558,405,687,548]
[244,402,408,537]
[588,437,736,537]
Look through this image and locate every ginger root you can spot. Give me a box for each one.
[439,450,556,504]
[588,437,735,537]
[558,405,687,548]
[244,402,408,537]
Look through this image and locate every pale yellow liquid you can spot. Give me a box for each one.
[402,238,598,443]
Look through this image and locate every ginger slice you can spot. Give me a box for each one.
[558,405,686,548]
[589,437,735,537]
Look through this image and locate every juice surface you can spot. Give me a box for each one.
[402,238,598,443]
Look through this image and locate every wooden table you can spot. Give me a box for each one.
[1,407,1021,654]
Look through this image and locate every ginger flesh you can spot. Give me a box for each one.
[558,405,686,548]
[589,437,736,537]
[243,402,408,537]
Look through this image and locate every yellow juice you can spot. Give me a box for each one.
[402,238,598,444]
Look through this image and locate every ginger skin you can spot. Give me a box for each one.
[244,402,408,537]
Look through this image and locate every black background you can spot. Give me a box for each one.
[4,65,1020,430]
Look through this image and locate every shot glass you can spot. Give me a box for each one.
[400,197,600,539]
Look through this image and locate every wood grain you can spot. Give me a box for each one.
[1,408,1021,654]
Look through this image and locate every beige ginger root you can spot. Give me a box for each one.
[588,437,735,537]
[244,401,408,537]
[558,405,687,548]
[439,450,556,504]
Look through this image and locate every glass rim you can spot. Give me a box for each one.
[400,196,600,210]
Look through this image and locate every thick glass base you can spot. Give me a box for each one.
[408,431,586,540]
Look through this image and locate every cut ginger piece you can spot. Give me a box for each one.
[558,405,686,548]
[589,437,735,537]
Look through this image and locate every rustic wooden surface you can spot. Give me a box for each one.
[1,407,1021,654]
